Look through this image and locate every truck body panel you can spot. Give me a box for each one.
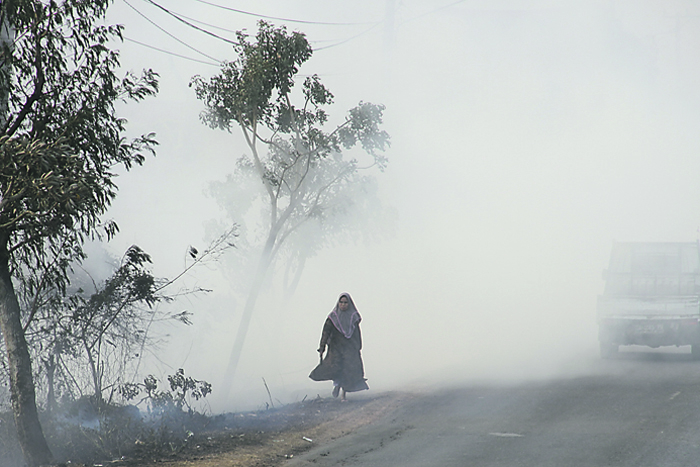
[597,242,700,357]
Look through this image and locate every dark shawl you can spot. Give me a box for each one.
[309,293,369,392]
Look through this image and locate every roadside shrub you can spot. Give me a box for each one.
[0,369,212,466]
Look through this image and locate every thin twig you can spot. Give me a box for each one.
[262,377,274,409]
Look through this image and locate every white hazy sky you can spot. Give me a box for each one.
[100,0,700,411]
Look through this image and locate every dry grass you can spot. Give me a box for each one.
[131,391,412,467]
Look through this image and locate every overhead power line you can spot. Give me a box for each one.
[313,22,381,51]
[123,36,220,66]
[117,0,422,66]
[123,0,222,63]
[192,0,381,26]
[154,8,240,35]
[142,0,238,45]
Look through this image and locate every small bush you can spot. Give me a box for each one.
[0,369,213,466]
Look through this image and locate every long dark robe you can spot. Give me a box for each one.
[309,317,369,392]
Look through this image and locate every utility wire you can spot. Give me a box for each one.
[153,7,240,35]
[135,0,357,51]
[141,0,238,45]
[123,37,220,66]
[313,22,382,51]
[163,11,340,44]
[315,1,469,51]
[120,0,443,66]
[192,0,380,26]
[119,0,468,66]
[123,0,221,63]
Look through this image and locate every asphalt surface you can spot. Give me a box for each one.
[287,348,700,467]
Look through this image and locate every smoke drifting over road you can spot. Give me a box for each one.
[102,1,700,411]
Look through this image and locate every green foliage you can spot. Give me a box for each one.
[16,243,209,409]
[0,0,159,271]
[3,226,237,414]
[192,21,391,299]
[0,2,158,465]
[0,386,214,467]
[191,21,312,132]
[0,0,160,405]
[191,21,388,165]
[85,245,160,312]
[2,0,159,163]
[120,369,212,416]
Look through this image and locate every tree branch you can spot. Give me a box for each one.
[3,17,45,137]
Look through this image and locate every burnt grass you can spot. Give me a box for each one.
[0,391,412,467]
[126,395,364,466]
[0,394,387,467]
[121,391,408,467]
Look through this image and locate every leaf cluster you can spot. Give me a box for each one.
[2,0,158,156]
[85,245,160,313]
[56,245,164,364]
[0,137,117,258]
[120,368,212,415]
[191,21,311,132]
[9,244,167,410]
[0,0,159,279]
[7,227,236,407]
[191,21,389,168]
[194,22,392,296]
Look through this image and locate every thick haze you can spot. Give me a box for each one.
[101,0,700,411]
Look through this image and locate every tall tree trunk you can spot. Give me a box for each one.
[0,234,53,467]
[0,9,52,466]
[45,354,56,416]
[221,240,275,397]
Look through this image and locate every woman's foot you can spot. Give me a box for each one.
[341,389,347,401]
[332,385,340,398]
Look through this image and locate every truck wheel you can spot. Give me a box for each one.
[691,345,700,360]
[600,341,618,359]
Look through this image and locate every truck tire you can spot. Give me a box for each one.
[600,341,618,359]
[691,345,700,360]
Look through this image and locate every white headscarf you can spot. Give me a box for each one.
[327,292,361,339]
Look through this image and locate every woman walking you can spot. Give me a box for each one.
[309,293,369,401]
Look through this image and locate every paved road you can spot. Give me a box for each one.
[288,348,700,466]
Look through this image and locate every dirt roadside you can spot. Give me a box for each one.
[129,391,414,467]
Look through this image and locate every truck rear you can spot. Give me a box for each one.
[597,242,700,358]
